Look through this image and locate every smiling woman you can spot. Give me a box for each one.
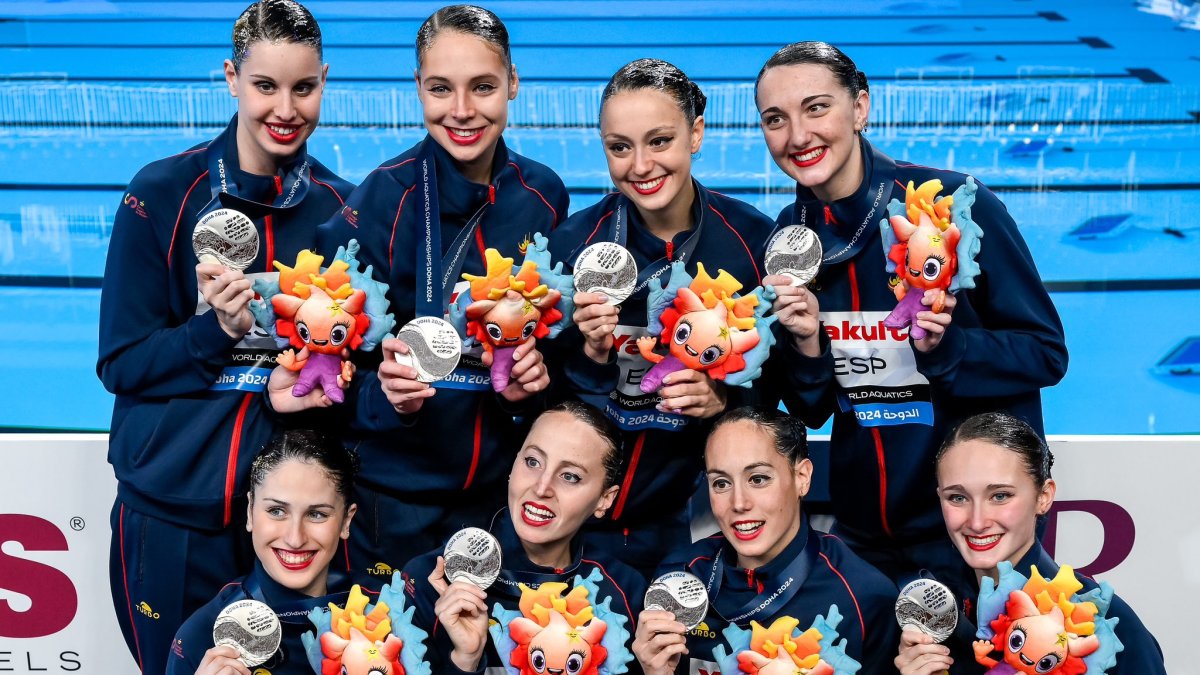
[97,2,354,673]
[309,3,572,581]
[400,402,645,674]
[165,429,365,675]
[895,412,1166,675]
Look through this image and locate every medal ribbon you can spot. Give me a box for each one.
[243,567,352,626]
[704,524,820,625]
[414,138,490,318]
[200,114,313,220]
[770,140,898,267]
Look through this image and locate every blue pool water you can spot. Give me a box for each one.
[1,0,1197,432]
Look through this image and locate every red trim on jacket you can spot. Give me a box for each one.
[166,170,209,270]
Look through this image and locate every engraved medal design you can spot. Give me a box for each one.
[574,242,638,305]
[895,578,958,642]
[645,571,709,630]
[764,225,822,286]
[393,316,462,382]
[212,599,281,666]
[443,527,502,589]
[193,208,260,270]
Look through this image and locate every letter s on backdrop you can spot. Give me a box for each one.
[0,514,79,638]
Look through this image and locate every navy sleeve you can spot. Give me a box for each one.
[1108,594,1167,674]
[316,165,416,434]
[912,182,1068,395]
[97,172,241,398]
[166,604,213,675]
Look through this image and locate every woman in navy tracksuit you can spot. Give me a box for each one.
[755,42,1068,587]
[633,407,898,675]
[895,413,1165,674]
[167,430,368,675]
[98,3,352,673]
[310,6,573,576]
[547,59,774,577]
[401,403,646,674]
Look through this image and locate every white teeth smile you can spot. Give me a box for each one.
[968,534,1001,546]
[634,177,665,191]
[733,522,763,533]
[268,124,297,136]
[524,504,555,521]
[794,148,823,162]
[450,127,481,137]
[276,549,315,564]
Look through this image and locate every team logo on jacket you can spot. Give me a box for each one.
[689,621,717,639]
[123,193,148,218]
[136,601,161,619]
[341,204,359,228]
[369,561,394,576]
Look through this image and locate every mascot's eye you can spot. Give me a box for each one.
[673,321,692,345]
[922,256,943,281]
[296,321,311,343]
[530,648,546,673]
[1035,654,1060,673]
[330,324,349,345]
[566,652,585,674]
[486,323,504,341]
[1007,627,1026,653]
[699,345,723,365]
[1036,654,1060,673]
[521,320,537,340]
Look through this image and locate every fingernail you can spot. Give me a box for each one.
[596,292,610,302]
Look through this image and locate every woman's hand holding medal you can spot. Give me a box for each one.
[196,262,255,340]
[379,337,437,415]
[573,291,619,363]
[764,273,823,357]
[895,627,954,675]
[429,555,490,672]
[194,644,252,675]
[632,609,689,675]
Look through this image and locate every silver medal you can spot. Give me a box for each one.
[644,571,709,630]
[895,578,958,643]
[573,242,638,305]
[764,225,822,286]
[193,208,260,271]
[393,316,463,383]
[443,527,502,589]
[212,599,281,667]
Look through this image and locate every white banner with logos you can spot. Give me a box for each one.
[1,435,1194,673]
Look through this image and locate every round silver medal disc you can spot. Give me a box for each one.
[895,578,958,642]
[212,599,281,667]
[443,527,502,589]
[393,316,463,383]
[193,208,260,271]
[764,225,823,286]
[573,242,638,305]
[644,571,709,630]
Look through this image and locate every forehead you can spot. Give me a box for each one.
[525,412,606,470]
[420,30,508,76]
[705,420,781,469]
[240,39,323,74]
[756,62,845,107]
[600,88,688,135]
[937,439,1029,485]
[257,458,340,500]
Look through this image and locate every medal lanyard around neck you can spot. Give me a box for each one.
[773,146,898,267]
[242,570,349,626]
[610,190,705,295]
[200,115,312,219]
[414,144,489,318]
[704,525,819,625]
